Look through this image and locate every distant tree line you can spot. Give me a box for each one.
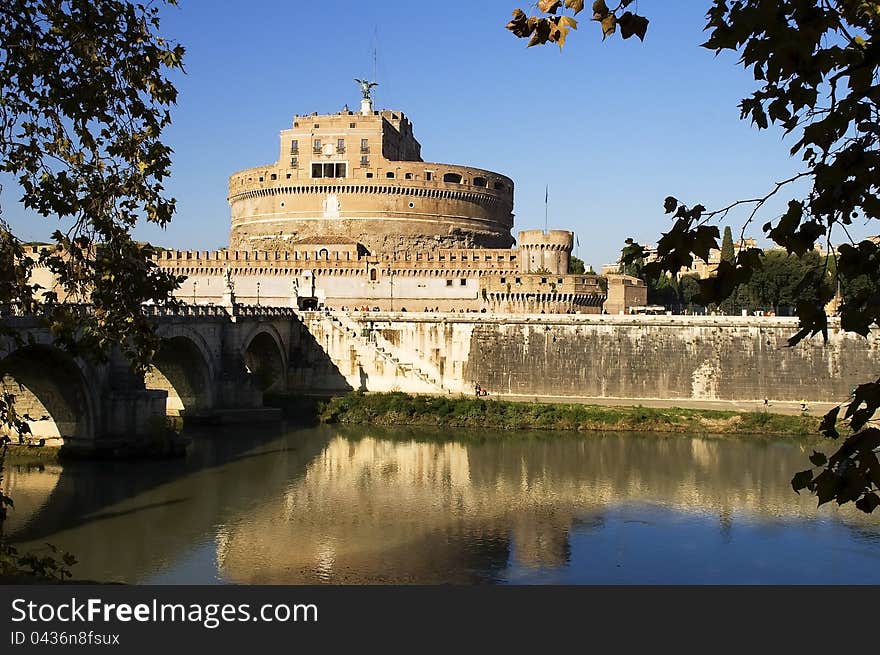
[620,244,877,317]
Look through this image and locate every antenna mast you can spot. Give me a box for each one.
[372,27,379,107]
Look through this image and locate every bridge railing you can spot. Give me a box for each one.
[230,304,299,319]
[3,302,300,324]
[0,303,95,319]
[141,303,231,318]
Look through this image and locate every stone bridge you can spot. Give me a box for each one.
[0,304,299,455]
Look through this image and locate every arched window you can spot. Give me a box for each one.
[370,268,378,281]
[319,248,329,260]
[473,176,487,187]
[443,172,462,184]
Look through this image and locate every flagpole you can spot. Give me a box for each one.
[544,185,548,233]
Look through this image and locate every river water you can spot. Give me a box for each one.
[4,424,880,584]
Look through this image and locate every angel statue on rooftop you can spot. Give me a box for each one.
[354,78,378,100]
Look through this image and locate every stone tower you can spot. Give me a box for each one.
[517,230,573,275]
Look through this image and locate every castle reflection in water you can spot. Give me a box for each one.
[5,426,879,584]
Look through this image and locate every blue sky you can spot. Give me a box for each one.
[3,1,871,267]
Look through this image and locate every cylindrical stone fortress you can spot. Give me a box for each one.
[228,106,514,254]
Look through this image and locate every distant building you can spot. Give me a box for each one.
[603,237,760,281]
[603,275,647,315]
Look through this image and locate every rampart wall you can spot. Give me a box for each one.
[300,313,880,403]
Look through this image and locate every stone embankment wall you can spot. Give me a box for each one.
[291,313,880,403]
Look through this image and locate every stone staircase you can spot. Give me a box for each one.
[297,310,444,393]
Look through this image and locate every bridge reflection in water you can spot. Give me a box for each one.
[5,426,880,584]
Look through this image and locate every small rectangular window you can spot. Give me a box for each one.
[515,277,521,284]
[311,163,322,177]
[425,171,433,181]
[460,279,467,286]
[313,138,321,152]
[290,139,298,153]
[337,138,345,152]
[361,138,369,152]
[349,122,356,128]
[366,172,374,178]
[313,123,320,128]
[405,172,413,180]
[541,278,547,284]
[500,277,506,283]
[446,279,453,287]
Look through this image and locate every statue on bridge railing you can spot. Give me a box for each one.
[222,268,236,308]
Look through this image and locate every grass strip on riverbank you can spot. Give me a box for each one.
[319,391,819,436]
[4,444,62,464]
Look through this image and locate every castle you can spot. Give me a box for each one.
[153,86,632,313]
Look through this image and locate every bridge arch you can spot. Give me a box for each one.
[241,324,287,392]
[145,330,217,417]
[0,344,96,445]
